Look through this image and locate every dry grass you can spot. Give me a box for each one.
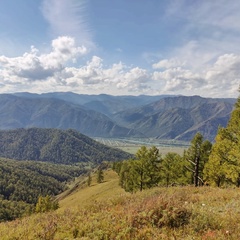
[1,170,240,239]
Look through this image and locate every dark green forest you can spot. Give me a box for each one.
[0,157,85,221]
[0,128,132,164]
[0,128,132,221]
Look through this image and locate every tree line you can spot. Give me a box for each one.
[113,93,240,191]
[0,158,85,221]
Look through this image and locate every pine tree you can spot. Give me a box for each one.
[35,195,59,213]
[160,152,185,187]
[87,173,92,187]
[134,146,161,191]
[118,146,161,192]
[203,128,230,186]
[204,93,240,186]
[97,168,104,183]
[184,132,212,186]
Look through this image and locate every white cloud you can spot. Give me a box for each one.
[151,53,240,97]
[0,36,239,97]
[149,0,240,98]
[153,67,204,92]
[152,58,184,69]
[0,36,87,83]
[205,54,240,94]
[41,0,93,47]
[117,67,151,92]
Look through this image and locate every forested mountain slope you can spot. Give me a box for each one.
[0,157,85,221]
[0,94,142,138]
[0,93,236,141]
[0,128,132,164]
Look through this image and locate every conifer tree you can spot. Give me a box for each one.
[119,160,136,192]
[97,168,104,183]
[87,173,92,187]
[160,152,185,187]
[35,195,59,213]
[204,93,240,186]
[184,132,212,186]
[134,146,161,191]
[118,146,161,192]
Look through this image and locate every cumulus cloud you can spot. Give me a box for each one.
[67,59,151,93]
[152,67,205,92]
[0,35,239,97]
[151,53,239,97]
[0,36,86,83]
[116,67,151,92]
[205,54,240,93]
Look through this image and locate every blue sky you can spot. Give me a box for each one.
[0,0,239,98]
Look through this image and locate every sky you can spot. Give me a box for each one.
[0,0,239,98]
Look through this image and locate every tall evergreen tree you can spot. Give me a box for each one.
[118,146,161,192]
[160,152,186,187]
[97,168,104,183]
[204,93,240,186]
[184,132,212,186]
[87,173,92,187]
[134,146,161,191]
[119,160,136,192]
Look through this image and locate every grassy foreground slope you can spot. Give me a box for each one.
[1,170,240,239]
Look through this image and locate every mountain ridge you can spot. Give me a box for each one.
[0,92,236,141]
[0,128,132,164]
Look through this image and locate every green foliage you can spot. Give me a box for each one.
[117,143,208,192]
[0,199,33,222]
[205,94,240,187]
[0,128,132,164]
[118,146,161,192]
[35,195,59,213]
[0,158,83,204]
[160,152,188,186]
[97,168,104,183]
[87,173,92,186]
[184,132,212,186]
[0,157,84,222]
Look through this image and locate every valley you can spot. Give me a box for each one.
[94,137,189,155]
[0,92,238,239]
[0,92,235,141]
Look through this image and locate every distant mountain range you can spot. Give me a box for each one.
[0,92,236,141]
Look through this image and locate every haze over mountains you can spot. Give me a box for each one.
[0,92,236,141]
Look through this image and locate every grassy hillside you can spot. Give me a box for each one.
[1,169,240,239]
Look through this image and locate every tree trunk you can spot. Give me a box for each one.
[194,156,200,187]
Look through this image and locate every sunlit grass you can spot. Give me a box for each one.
[1,170,240,239]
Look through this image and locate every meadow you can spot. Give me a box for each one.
[1,169,240,239]
[94,137,189,155]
